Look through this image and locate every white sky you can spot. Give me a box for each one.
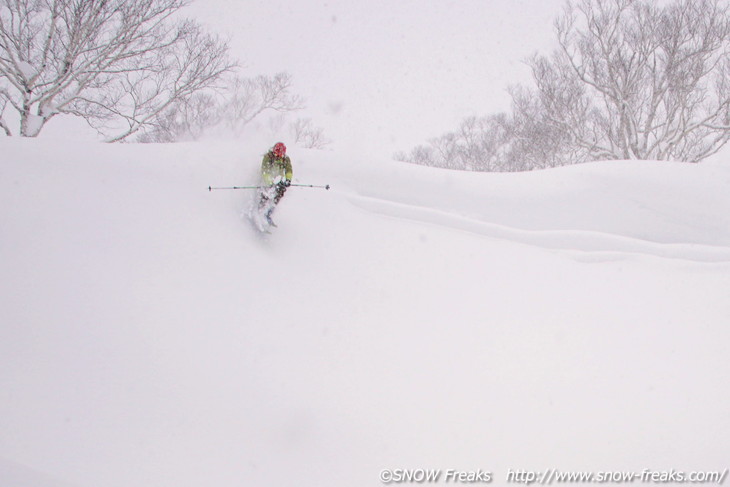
[185,0,567,157]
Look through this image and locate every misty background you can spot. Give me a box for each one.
[183,0,566,156]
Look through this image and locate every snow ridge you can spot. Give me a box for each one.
[348,194,730,263]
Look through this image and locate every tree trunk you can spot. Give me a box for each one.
[19,103,44,137]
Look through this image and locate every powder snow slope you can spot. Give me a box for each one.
[1,138,729,487]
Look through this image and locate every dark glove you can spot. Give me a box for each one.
[284,179,291,187]
[275,180,288,198]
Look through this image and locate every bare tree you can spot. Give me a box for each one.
[137,91,222,142]
[507,84,591,170]
[223,72,304,134]
[395,115,512,171]
[138,71,310,143]
[290,117,331,149]
[0,0,234,140]
[530,0,730,162]
[393,145,437,168]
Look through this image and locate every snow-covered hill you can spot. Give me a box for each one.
[1,138,729,487]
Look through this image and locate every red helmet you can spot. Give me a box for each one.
[272,142,286,157]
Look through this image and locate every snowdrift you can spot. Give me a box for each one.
[1,138,729,487]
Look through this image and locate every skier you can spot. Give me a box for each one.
[257,142,292,228]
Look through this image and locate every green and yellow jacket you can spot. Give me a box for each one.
[261,151,293,185]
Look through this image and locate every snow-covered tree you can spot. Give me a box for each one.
[528,0,730,162]
[0,0,234,140]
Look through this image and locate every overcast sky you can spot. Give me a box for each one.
[185,0,568,157]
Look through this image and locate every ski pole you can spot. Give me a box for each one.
[208,185,266,191]
[208,183,331,191]
[290,183,331,190]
